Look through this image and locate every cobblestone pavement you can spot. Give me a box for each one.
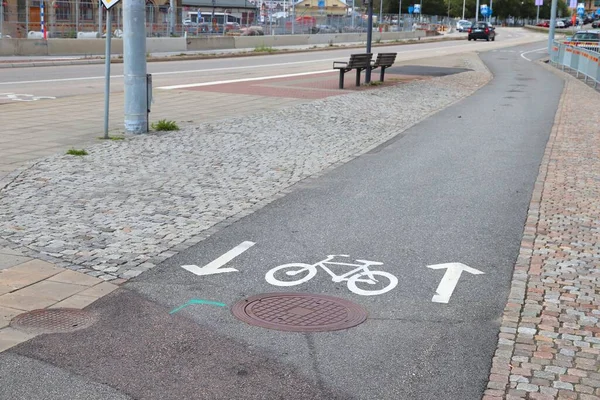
[0,54,490,281]
[484,71,600,398]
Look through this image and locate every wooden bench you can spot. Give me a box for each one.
[370,53,397,82]
[332,53,373,89]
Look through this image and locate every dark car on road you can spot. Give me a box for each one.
[468,22,496,41]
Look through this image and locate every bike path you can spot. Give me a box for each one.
[7,44,564,400]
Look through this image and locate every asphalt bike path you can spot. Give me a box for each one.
[6,43,563,400]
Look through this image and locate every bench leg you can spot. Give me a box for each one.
[356,68,362,87]
[339,69,345,89]
[380,67,386,82]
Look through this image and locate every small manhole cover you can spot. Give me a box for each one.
[231,293,368,332]
[10,308,97,334]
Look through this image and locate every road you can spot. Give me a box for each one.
[0,28,546,101]
[5,41,564,399]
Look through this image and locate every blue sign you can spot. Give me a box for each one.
[413,4,421,13]
[318,0,325,7]
[408,5,414,13]
[577,3,585,15]
[480,4,489,16]
[596,8,600,15]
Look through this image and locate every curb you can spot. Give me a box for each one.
[0,35,466,69]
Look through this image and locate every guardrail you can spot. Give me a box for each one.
[550,40,600,88]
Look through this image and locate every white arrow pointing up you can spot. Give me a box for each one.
[427,262,484,304]
[182,241,255,276]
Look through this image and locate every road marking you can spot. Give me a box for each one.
[520,47,547,61]
[0,92,56,101]
[181,241,255,276]
[158,70,335,90]
[266,254,398,296]
[0,59,341,86]
[169,299,227,314]
[427,262,484,304]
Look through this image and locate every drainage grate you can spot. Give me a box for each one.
[231,293,368,332]
[10,308,97,334]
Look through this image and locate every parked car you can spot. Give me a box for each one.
[457,21,472,32]
[555,20,565,28]
[468,22,496,41]
[592,20,600,28]
[536,20,550,27]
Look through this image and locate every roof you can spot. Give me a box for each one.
[183,0,256,8]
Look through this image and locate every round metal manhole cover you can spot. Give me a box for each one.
[10,308,97,334]
[231,293,368,332]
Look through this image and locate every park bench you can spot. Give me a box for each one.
[333,53,373,89]
[370,53,397,82]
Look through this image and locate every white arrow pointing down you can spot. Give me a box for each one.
[427,263,484,304]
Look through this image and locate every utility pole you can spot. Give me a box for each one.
[169,0,175,35]
[123,0,148,134]
[548,0,557,53]
[379,0,383,26]
[462,0,465,19]
[98,1,103,37]
[475,0,479,21]
[365,0,373,83]
[398,0,401,30]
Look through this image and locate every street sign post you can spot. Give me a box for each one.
[101,0,120,139]
[535,0,543,24]
[124,0,148,134]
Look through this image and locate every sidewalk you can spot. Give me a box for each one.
[483,67,600,398]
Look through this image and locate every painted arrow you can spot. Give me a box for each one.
[181,241,255,276]
[427,262,484,304]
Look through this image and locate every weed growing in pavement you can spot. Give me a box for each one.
[98,135,125,141]
[151,119,180,131]
[254,45,276,53]
[363,81,383,86]
[66,149,88,156]
[375,38,382,44]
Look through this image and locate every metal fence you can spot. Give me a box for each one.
[0,0,455,39]
[550,40,600,88]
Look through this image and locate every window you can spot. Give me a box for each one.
[80,0,94,21]
[55,0,71,21]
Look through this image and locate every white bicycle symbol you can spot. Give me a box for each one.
[265,255,398,296]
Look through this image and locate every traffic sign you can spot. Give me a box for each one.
[101,0,120,10]
[576,3,585,16]
[408,5,414,13]
[413,4,421,13]
[480,4,489,16]
[569,0,576,9]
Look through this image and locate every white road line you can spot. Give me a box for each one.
[181,241,255,276]
[158,69,335,90]
[520,47,547,61]
[0,59,340,86]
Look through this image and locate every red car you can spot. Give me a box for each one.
[536,20,550,27]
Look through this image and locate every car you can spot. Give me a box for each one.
[569,30,600,42]
[468,22,496,41]
[555,20,565,28]
[593,20,600,28]
[457,21,472,32]
[537,20,550,27]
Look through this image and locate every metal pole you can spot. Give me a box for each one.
[461,0,465,19]
[366,0,373,83]
[536,5,539,23]
[419,0,422,21]
[379,0,382,27]
[475,0,479,21]
[41,0,46,39]
[489,0,492,22]
[98,0,103,37]
[292,0,295,33]
[26,0,29,35]
[398,0,401,30]
[104,9,112,139]
[123,0,148,134]
[76,0,80,34]
[548,0,557,53]
[169,0,174,35]
[0,1,3,38]
[352,0,355,27]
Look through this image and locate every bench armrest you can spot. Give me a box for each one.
[333,61,349,68]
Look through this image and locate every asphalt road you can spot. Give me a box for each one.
[5,42,564,399]
[0,28,545,100]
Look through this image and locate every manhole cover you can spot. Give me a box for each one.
[10,308,97,334]
[231,293,368,332]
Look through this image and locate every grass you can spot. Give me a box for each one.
[364,81,383,86]
[151,119,180,131]
[66,149,88,156]
[98,135,125,141]
[253,45,277,53]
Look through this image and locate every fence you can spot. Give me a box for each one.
[550,40,600,88]
[0,0,456,39]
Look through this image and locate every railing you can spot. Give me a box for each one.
[550,40,600,88]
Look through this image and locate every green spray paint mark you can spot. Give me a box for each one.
[169,299,227,314]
